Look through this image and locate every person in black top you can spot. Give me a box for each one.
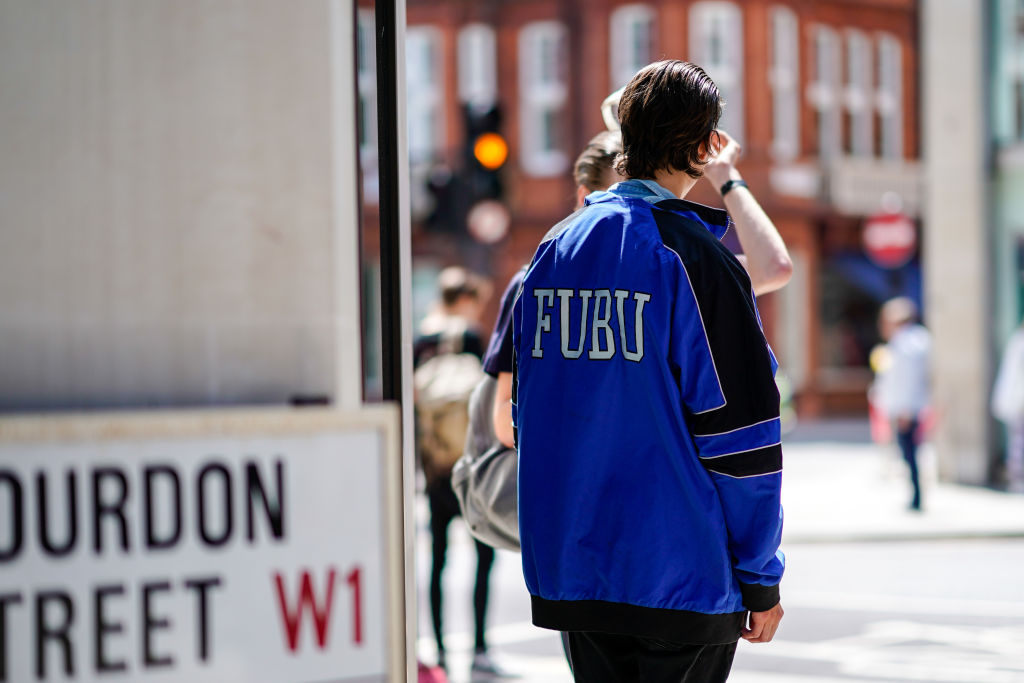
[413,266,510,677]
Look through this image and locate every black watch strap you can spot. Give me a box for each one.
[720,179,748,197]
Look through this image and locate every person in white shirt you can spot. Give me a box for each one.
[992,321,1024,493]
[874,297,932,511]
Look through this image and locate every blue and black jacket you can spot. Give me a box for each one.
[512,180,784,644]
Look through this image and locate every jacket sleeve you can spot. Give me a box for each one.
[668,241,785,613]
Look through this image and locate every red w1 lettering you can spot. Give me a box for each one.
[273,566,363,652]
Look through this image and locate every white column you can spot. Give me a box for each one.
[921,0,991,484]
[0,0,363,409]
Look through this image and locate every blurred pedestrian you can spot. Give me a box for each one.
[873,297,932,511]
[992,320,1024,493]
[514,60,785,683]
[413,267,510,677]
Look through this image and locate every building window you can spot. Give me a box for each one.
[689,2,744,141]
[808,25,841,160]
[610,4,655,89]
[458,24,497,112]
[876,33,903,159]
[519,21,568,177]
[356,10,378,202]
[406,26,444,164]
[844,30,873,157]
[769,6,799,161]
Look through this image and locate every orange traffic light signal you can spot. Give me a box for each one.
[473,132,508,170]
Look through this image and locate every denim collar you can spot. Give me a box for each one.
[589,179,732,241]
[607,178,678,203]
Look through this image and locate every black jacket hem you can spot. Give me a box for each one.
[531,596,745,645]
[739,582,780,613]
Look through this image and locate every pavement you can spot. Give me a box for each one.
[780,418,1024,543]
[415,419,1024,682]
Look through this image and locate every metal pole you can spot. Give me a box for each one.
[376,0,403,405]
[374,1,416,678]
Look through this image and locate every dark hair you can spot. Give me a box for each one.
[615,60,722,180]
[573,131,622,192]
[438,266,482,306]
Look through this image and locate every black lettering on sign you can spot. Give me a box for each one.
[35,590,74,679]
[246,460,285,542]
[142,581,174,668]
[184,576,222,662]
[94,584,127,673]
[0,471,22,563]
[197,464,233,547]
[92,467,130,554]
[0,593,23,682]
[144,465,182,551]
[37,470,77,557]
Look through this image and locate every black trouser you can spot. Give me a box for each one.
[896,417,922,510]
[427,476,495,655]
[566,631,737,683]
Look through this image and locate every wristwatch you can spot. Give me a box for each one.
[720,179,748,197]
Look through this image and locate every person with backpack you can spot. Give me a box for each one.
[413,266,510,677]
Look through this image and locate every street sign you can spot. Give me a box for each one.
[863,212,917,269]
[0,407,402,683]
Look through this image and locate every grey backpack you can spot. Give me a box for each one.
[450,375,520,552]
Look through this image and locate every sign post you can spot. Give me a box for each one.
[0,407,403,683]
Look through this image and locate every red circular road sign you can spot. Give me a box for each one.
[863,212,916,268]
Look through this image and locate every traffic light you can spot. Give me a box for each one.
[463,104,506,201]
[423,106,509,239]
[424,165,466,234]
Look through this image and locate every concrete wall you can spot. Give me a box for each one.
[0,0,362,410]
[921,0,991,483]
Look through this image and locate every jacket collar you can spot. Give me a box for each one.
[586,180,732,241]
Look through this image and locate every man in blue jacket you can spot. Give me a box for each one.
[513,60,785,682]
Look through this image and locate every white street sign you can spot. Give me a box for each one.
[0,407,403,683]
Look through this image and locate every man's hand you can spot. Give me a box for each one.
[741,603,784,643]
[703,129,742,189]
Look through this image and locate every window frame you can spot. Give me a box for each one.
[844,29,873,157]
[519,21,569,177]
[610,4,656,89]
[458,23,497,112]
[405,26,445,165]
[875,32,904,160]
[689,1,745,142]
[769,5,800,161]
[807,24,841,160]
